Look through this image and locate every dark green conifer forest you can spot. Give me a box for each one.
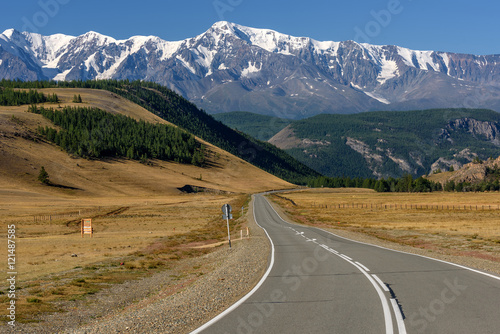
[29,105,204,166]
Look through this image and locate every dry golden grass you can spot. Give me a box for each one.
[0,88,292,196]
[270,188,500,262]
[0,192,249,323]
[3,194,236,281]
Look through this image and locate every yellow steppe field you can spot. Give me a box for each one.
[1,191,250,322]
[271,188,500,262]
[2,192,245,282]
[0,88,292,322]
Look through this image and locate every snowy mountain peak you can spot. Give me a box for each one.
[211,21,236,31]
[1,28,17,39]
[207,22,344,57]
[0,23,499,118]
[0,28,31,45]
[78,31,116,45]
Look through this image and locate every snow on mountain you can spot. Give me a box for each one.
[0,22,499,118]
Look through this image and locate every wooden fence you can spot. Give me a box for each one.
[312,203,500,211]
[33,208,100,222]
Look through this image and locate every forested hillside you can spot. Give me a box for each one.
[0,86,59,105]
[30,105,204,165]
[270,109,500,178]
[212,111,291,141]
[1,80,318,184]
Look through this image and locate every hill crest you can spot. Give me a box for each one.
[0,87,293,197]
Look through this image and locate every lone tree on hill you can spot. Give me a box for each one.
[38,166,49,184]
[72,94,83,103]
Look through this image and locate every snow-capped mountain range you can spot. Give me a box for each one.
[1,21,499,118]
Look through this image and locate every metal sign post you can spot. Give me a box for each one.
[222,204,232,248]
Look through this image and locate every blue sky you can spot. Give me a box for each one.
[1,0,498,55]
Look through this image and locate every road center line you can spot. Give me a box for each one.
[266,196,395,334]
[372,274,390,292]
[340,254,353,261]
[307,242,394,334]
[355,261,370,272]
[390,298,407,334]
[350,261,394,334]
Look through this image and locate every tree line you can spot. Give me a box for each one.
[307,174,443,193]
[0,87,58,105]
[307,172,500,193]
[29,105,205,166]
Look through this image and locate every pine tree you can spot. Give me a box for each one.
[38,166,49,184]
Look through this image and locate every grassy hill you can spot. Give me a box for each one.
[0,87,295,196]
[1,80,319,184]
[212,111,291,141]
[427,155,500,191]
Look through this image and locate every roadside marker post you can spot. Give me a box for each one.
[81,218,93,238]
[222,204,232,248]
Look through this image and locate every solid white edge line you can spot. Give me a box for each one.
[265,192,500,282]
[190,195,275,334]
[390,298,407,334]
[355,261,370,272]
[372,274,390,292]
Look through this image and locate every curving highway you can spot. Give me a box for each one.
[193,194,500,334]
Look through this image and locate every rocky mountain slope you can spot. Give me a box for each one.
[1,22,499,118]
[265,109,500,178]
[427,155,500,188]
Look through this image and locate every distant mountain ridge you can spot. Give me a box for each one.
[215,109,500,179]
[1,22,499,118]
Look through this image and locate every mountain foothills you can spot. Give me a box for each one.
[0,80,318,185]
[216,108,500,179]
[1,22,499,119]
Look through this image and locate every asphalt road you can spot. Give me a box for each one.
[193,194,500,334]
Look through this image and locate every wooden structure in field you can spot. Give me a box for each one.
[81,219,93,237]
